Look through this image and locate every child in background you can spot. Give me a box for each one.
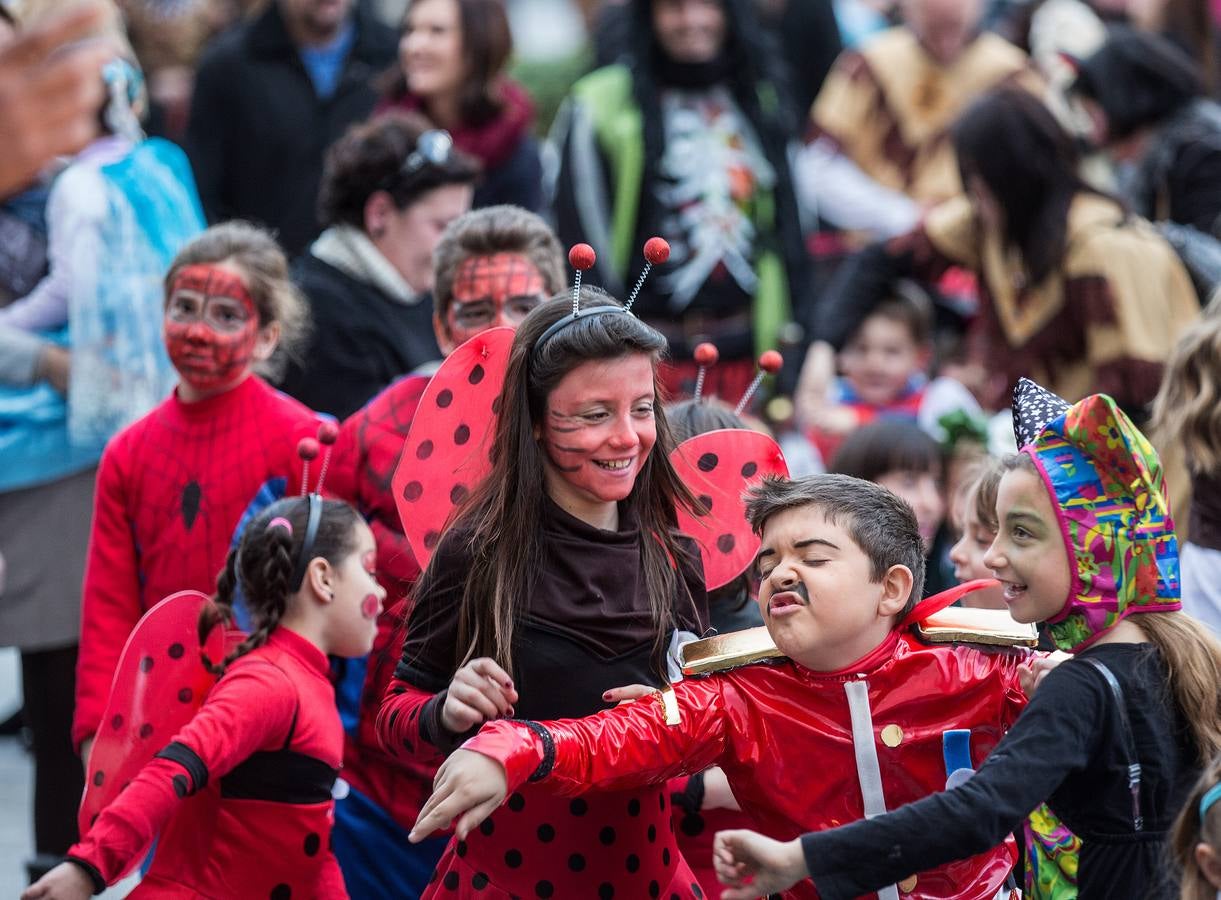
[73,222,318,762]
[711,380,1221,900]
[23,497,385,899]
[830,419,952,594]
[1151,314,1221,636]
[1172,756,1221,899]
[803,284,979,464]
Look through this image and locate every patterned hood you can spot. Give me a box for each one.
[1012,378,1181,651]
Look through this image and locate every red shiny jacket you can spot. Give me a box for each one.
[466,630,1031,899]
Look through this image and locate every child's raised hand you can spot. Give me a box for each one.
[21,862,95,900]
[713,830,808,900]
[1018,650,1071,697]
[409,748,508,843]
[442,658,519,733]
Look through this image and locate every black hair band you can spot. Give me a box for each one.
[289,494,323,593]
[531,305,629,354]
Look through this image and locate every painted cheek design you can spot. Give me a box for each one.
[360,595,381,620]
[361,551,376,576]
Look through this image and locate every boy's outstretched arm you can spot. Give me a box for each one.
[409,676,732,842]
[713,830,808,900]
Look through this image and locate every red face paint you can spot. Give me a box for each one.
[165,264,260,394]
[360,594,381,620]
[446,253,546,346]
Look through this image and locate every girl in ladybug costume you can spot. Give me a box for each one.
[24,495,386,899]
[376,283,713,898]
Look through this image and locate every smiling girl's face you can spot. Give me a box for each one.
[983,466,1072,624]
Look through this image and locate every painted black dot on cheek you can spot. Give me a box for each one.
[716,533,736,554]
[139,724,154,739]
[172,774,188,797]
[450,484,468,505]
[537,823,555,842]
[269,885,291,900]
[469,364,485,385]
[741,461,758,478]
[303,833,320,857]
[178,687,192,703]
[535,881,554,898]
[697,495,713,514]
[139,656,154,673]
[569,797,588,816]
[416,440,434,461]
[568,853,586,872]
[93,770,104,786]
[454,424,471,445]
[508,792,525,812]
[697,452,719,472]
[168,643,184,659]
[436,389,454,408]
[111,714,124,730]
[402,481,423,502]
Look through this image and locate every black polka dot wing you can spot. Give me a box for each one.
[392,327,514,568]
[669,429,789,590]
[78,589,227,870]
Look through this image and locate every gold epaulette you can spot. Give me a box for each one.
[679,608,1037,677]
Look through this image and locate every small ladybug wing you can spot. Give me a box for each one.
[392,327,514,567]
[79,590,229,862]
[670,429,789,590]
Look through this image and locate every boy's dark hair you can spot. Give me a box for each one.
[829,420,944,483]
[846,281,933,349]
[745,474,925,616]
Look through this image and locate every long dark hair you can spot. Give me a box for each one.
[382,0,513,127]
[423,289,701,676]
[952,88,1104,286]
[197,497,363,674]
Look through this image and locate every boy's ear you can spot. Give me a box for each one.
[878,564,914,618]
[433,312,456,356]
[253,320,281,362]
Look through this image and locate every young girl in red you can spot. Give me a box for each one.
[24,496,385,899]
[73,222,318,758]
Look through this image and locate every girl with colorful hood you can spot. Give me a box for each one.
[711,377,1221,900]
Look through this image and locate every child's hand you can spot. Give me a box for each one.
[409,749,507,843]
[21,861,94,900]
[442,658,519,733]
[601,683,653,705]
[1018,651,1071,696]
[713,830,808,900]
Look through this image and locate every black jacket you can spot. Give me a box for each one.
[278,253,440,419]
[185,2,396,255]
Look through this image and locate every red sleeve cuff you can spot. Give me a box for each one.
[461,720,545,792]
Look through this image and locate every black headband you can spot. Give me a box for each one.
[289,494,323,592]
[531,305,630,354]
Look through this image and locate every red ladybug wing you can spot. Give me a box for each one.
[392,328,514,567]
[670,429,789,590]
[79,590,229,866]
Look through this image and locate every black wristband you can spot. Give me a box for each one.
[517,720,555,782]
[65,856,106,895]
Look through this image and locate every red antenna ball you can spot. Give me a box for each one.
[317,420,339,445]
[297,437,320,462]
[758,350,784,374]
[693,342,719,366]
[568,243,596,270]
[643,237,670,265]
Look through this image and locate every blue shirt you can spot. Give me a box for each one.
[298,21,356,100]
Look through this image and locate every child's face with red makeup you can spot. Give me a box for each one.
[164,262,276,400]
[536,354,658,525]
[437,252,547,353]
[324,521,385,658]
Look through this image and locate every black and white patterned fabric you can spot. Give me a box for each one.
[1012,377,1071,448]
